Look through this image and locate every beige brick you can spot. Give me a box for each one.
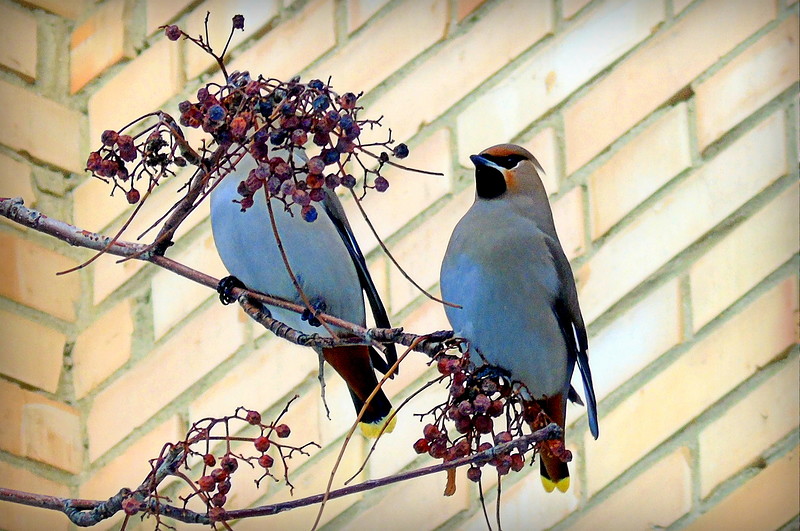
[310,0,447,95]
[72,299,134,398]
[369,0,554,145]
[229,0,335,82]
[584,276,799,494]
[577,111,788,324]
[564,0,776,174]
[70,0,129,93]
[91,256,146,307]
[21,0,87,19]
[0,3,37,81]
[456,0,664,163]
[684,445,800,531]
[459,467,580,531]
[80,416,183,499]
[152,229,227,339]
[21,402,83,473]
[456,0,486,21]
[146,0,194,35]
[71,175,129,232]
[345,464,472,530]
[589,103,692,239]
[585,280,682,402]
[348,0,391,31]
[672,0,693,14]
[184,0,281,80]
[570,448,691,531]
[0,152,36,204]
[88,37,182,149]
[563,0,592,19]
[86,302,248,461]
[0,461,70,531]
[696,16,799,150]
[0,309,65,393]
[0,79,84,173]
[0,232,81,322]
[690,182,799,331]
[188,335,318,423]
[699,356,800,497]
[552,186,585,261]
[387,185,474,312]
[0,380,82,472]
[341,128,452,255]
[520,127,559,196]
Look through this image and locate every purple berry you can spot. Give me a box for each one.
[342,174,356,188]
[165,25,182,41]
[393,143,409,159]
[232,14,245,30]
[373,176,389,192]
[301,205,317,222]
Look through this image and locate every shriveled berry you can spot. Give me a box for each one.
[221,456,238,473]
[198,475,215,492]
[457,400,473,417]
[232,14,245,29]
[474,415,493,434]
[126,188,140,204]
[122,497,141,516]
[165,25,182,41]
[307,156,325,175]
[210,468,228,483]
[291,129,308,146]
[429,440,447,459]
[488,400,504,417]
[373,176,389,192]
[341,174,356,188]
[275,424,291,438]
[258,454,274,468]
[472,394,491,415]
[477,442,493,453]
[481,379,499,394]
[301,205,318,223]
[423,424,440,440]
[254,436,270,452]
[293,189,311,206]
[313,131,330,147]
[324,173,341,189]
[467,466,482,482]
[393,143,409,159]
[340,92,358,109]
[413,438,430,454]
[101,129,118,146]
[494,431,512,444]
[454,417,472,434]
[217,480,232,495]
[230,115,249,138]
[211,493,227,507]
[453,439,471,458]
[306,174,324,188]
[510,453,525,472]
[203,453,216,467]
[309,188,326,202]
[197,87,211,104]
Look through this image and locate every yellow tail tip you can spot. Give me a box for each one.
[541,475,570,493]
[359,410,397,438]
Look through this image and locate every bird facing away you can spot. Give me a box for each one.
[440,143,598,492]
[210,149,397,438]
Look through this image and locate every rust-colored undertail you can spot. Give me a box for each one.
[538,393,570,493]
[322,345,396,438]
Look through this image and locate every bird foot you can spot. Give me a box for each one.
[301,297,327,327]
[217,275,246,305]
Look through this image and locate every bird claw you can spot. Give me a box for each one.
[301,297,327,327]
[217,275,246,305]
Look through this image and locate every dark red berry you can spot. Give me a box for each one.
[472,394,490,414]
[258,454,274,468]
[210,468,228,483]
[494,431,512,444]
[413,438,430,454]
[203,454,216,467]
[221,456,238,473]
[467,467,482,482]
[275,424,291,438]
[211,493,227,507]
[122,497,141,516]
[208,506,226,522]
[455,417,472,434]
[487,400,504,417]
[165,25,182,41]
[474,415,493,434]
[198,475,215,491]
[510,453,525,472]
[217,480,232,495]
[101,129,118,146]
[126,188,140,204]
[254,436,270,452]
[422,424,440,440]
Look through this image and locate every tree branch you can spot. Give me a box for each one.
[0,197,449,357]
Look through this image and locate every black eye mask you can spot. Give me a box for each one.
[481,153,526,169]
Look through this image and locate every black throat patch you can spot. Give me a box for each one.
[475,164,506,199]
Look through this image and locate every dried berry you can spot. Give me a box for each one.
[211,493,227,507]
[101,130,118,146]
[232,14,245,30]
[466,467,482,482]
[254,436,270,452]
[220,456,238,473]
[126,188,140,204]
[165,25,182,41]
[203,454,216,467]
[210,468,228,483]
[198,475,215,492]
[374,176,389,192]
[413,438,430,454]
[274,424,291,438]
[122,497,141,516]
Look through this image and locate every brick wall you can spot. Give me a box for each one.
[0,0,797,529]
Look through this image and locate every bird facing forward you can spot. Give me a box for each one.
[440,143,598,492]
[210,149,397,438]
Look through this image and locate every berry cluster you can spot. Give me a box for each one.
[85,14,410,224]
[123,404,317,524]
[414,353,564,483]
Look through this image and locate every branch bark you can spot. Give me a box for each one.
[0,197,449,356]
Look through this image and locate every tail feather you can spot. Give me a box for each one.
[322,345,394,438]
[536,393,571,493]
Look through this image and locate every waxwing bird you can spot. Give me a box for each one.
[440,143,598,492]
[210,148,397,437]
